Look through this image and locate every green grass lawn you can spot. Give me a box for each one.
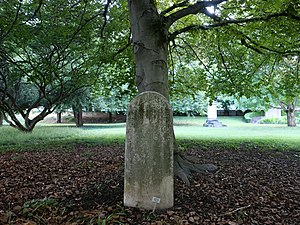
[1,116,300,152]
[174,116,300,151]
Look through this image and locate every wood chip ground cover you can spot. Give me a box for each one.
[0,146,299,224]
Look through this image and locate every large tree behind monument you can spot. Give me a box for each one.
[125,0,300,209]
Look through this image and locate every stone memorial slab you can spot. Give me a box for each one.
[124,91,174,210]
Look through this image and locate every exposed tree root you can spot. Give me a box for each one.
[174,153,220,185]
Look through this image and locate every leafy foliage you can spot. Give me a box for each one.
[1,0,300,131]
[0,0,109,131]
[0,0,133,131]
[165,0,300,102]
[244,111,265,123]
[171,91,208,116]
[260,117,292,124]
[92,86,133,113]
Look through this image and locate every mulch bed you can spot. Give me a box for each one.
[0,145,299,224]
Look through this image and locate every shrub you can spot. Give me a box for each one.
[244,111,265,123]
[64,115,75,122]
[259,117,287,124]
[260,116,300,124]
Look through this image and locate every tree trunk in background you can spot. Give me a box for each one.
[286,104,296,127]
[57,112,62,123]
[73,106,83,127]
[108,112,112,123]
[0,111,3,126]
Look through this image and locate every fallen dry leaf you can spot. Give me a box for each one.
[0,145,299,224]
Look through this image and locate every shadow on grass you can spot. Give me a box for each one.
[79,124,126,130]
[42,124,126,129]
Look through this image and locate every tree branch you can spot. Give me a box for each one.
[164,0,227,29]
[168,43,176,93]
[220,205,251,216]
[100,0,112,38]
[179,38,215,78]
[70,0,82,9]
[217,34,236,88]
[63,11,102,53]
[241,38,263,54]
[169,23,215,41]
[1,2,22,41]
[25,0,43,24]
[169,11,300,41]
[238,30,300,55]
[160,0,189,16]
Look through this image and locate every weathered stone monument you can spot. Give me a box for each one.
[203,101,225,127]
[124,91,174,210]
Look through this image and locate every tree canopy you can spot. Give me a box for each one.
[0,0,132,131]
[0,0,300,131]
[162,0,300,98]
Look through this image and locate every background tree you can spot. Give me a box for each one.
[0,110,3,126]
[228,54,300,126]
[0,0,112,131]
[57,88,92,127]
[92,53,136,115]
[163,1,299,97]
[0,0,134,131]
[264,55,300,126]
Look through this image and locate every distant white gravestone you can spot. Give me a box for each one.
[265,108,281,118]
[207,101,218,120]
[124,91,174,210]
[203,101,224,127]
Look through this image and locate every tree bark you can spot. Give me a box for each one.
[73,106,83,127]
[108,111,112,123]
[286,104,296,127]
[57,112,62,123]
[128,0,169,99]
[0,111,3,126]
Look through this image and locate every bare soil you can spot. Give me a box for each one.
[0,145,299,224]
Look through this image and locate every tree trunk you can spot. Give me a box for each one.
[127,0,219,195]
[286,105,296,127]
[126,0,174,210]
[108,112,112,123]
[0,111,3,126]
[73,106,83,127]
[128,0,169,99]
[57,112,62,123]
